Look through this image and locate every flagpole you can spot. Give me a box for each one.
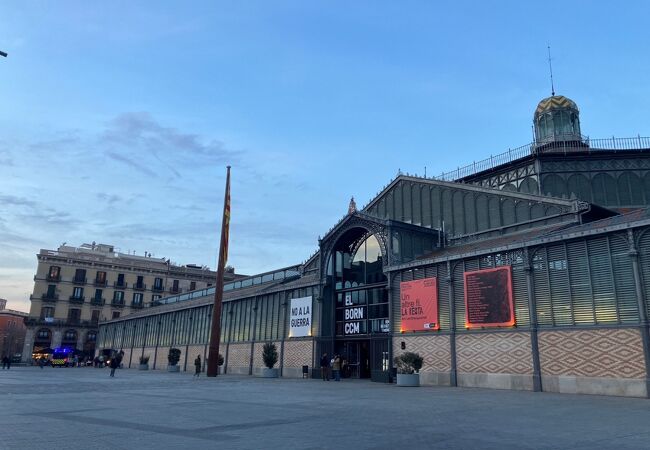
[207,166,231,377]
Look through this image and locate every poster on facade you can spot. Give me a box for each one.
[400,277,439,331]
[289,296,312,337]
[464,266,515,328]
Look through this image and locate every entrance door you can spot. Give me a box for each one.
[336,340,371,379]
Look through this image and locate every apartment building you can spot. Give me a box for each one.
[22,243,239,361]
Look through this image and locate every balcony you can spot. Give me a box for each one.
[152,285,164,292]
[94,279,107,287]
[169,286,181,294]
[133,283,147,291]
[90,298,105,306]
[111,301,125,308]
[25,318,97,328]
[46,275,61,282]
[114,281,128,289]
[72,277,87,285]
[131,302,144,309]
[40,294,59,302]
[69,296,85,304]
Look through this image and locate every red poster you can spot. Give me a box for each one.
[464,266,515,328]
[400,277,439,331]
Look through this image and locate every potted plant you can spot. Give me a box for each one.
[168,347,181,372]
[394,352,423,387]
[138,355,150,370]
[261,342,279,378]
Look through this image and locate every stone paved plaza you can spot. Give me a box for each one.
[2,367,650,449]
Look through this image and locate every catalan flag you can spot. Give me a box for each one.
[221,167,230,266]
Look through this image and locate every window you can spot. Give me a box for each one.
[63,329,77,341]
[36,328,51,340]
[47,266,60,281]
[46,284,56,298]
[117,273,125,287]
[72,287,84,298]
[40,307,54,319]
[112,311,121,319]
[190,281,196,291]
[68,308,81,323]
[91,310,100,324]
[172,279,180,292]
[87,331,97,342]
[95,271,106,284]
[94,289,103,300]
[113,291,124,303]
[136,275,144,288]
[74,269,86,283]
[154,277,164,290]
[133,293,143,304]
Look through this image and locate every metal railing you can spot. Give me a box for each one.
[435,136,650,182]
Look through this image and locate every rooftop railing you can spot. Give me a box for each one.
[434,135,650,182]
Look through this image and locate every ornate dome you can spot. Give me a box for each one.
[535,95,578,116]
[533,94,582,146]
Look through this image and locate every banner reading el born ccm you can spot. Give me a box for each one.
[400,278,439,331]
[289,296,312,337]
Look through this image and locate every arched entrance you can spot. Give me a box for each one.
[33,328,52,355]
[325,228,390,379]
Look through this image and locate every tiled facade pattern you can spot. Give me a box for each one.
[226,343,251,370]
[538,328,646,378]
[282,339,313,368]
[393,334,451,372]
[456,332,533,375]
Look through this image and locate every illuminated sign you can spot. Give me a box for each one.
[464,266,515,328]
[289,296,312,337]
[400,277,439,331]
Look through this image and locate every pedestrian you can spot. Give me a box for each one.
[99,355,104,368]
[117,351,124,368]
[5,356,10,370]
[1,355,7,370]
[109,355,119,377]
[194,355,201,377]
[332,355,342,381]
[320,352,330,381]
[38,358,45,369]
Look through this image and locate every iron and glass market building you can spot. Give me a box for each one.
[98,94,650,397]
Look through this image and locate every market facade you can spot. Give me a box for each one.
[98,95,650,397]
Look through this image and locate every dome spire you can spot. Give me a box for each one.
[547,45,555,96]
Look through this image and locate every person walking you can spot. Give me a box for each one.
[1,356,7,370]
[194,355,202,377]
[320,352,330,381]
[109,355,119,377]
[332,355,342,382]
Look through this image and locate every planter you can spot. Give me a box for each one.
[167,365,180,372]
[261,368,279,378]
[138,363,149,371]
[396,373,420,387]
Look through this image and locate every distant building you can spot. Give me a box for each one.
[0,308,27,360]
[23,243,241,361]
[99,93,650,398]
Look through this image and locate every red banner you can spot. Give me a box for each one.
[464,266,515,328]
[400,277,439,331]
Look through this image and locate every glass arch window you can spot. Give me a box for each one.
[335,234,386,289]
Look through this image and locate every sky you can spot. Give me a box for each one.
[1,1,649,311]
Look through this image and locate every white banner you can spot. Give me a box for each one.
[289,296,312,338]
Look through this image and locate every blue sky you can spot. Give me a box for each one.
[1,1,649,311]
